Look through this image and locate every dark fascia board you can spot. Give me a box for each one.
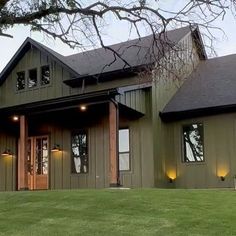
[63,65,150,88]
[0,37,79,85]
[118,82,152,94]
[191,26,207,60]
[119,103,144,119]
[160,104,236,122]
[0,88,118,115]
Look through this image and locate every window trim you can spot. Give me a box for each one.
[28,68,38,89]
[119,128,131,172]
[16,71,26,91]
[71,130,89,175]
[182,122,205,164]
[40,65,51,86]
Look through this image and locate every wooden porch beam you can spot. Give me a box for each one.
[18,115,28,190]
[109,100,120,187]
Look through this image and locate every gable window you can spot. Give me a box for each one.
[28,68,37,88]
[41,65,50,85]
[183,123,204,163]
[119,129,130,171]
[71,131,88,174]
[16,71,25,90]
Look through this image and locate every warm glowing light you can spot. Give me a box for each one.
[12,116,19,121]
[51,144,61,152]
[217,168,229,178]
[80,105,87,111]
[1,149,12,156]
[166,170,177,181]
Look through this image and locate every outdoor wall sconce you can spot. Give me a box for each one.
[220,176,225,181]
[51,144,61,152]
[167,170,176,183]
[1,149,12,156]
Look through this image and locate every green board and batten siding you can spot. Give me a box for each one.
[0,46,149,109]
[164,113,236,188]
[151,32,201,187]
[0,45,154,189]
[0,133,16,191]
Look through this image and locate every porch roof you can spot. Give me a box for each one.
[0,88,118,115]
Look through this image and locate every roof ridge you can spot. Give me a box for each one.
[66,25,191,58]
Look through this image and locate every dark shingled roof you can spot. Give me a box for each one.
[0,25,205,86]
[64,26,192,76]
[161,54,236,121]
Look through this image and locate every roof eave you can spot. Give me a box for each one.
[0,38,79,85]
[160,104,236,122]
[191,26,207,60]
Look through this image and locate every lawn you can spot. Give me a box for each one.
[0,189,235,236]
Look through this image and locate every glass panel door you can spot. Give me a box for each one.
[28,136,49,190]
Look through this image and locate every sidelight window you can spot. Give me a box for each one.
[119,129,130,171]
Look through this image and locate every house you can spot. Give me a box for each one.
[0,24,231,191]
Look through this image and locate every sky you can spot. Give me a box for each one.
[0,1,236,72]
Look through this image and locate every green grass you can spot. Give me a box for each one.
[0,189,235,235]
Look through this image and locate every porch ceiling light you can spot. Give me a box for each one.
[12,115,19,121]
[1,149,12,156]
[80,105,87,111]
[51,144,61,152]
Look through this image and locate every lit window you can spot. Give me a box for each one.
[119,129,130,171]
[16,71,25,90]
[183,123,204,162]
[71,132,88,174]
[41,65,50,85]
[28,68,37,88]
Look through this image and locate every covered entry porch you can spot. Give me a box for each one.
[0,88,144,191]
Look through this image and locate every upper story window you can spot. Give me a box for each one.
[41,65,50,85]
[119,129,130,171]
[71,131,88,174]
[28,68,37,88]
[182,123,204,163]
[16,71,25,90]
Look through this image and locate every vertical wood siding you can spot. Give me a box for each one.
[0,133,17,191]
[162,113,236,188]
[30,113,110,189]
[0,46,148,110]
[119,90,154,188]
[116,89,146,114]
[151,32,202,187]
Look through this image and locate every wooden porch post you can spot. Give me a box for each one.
[18,115,28,190]
[109,100,120,187]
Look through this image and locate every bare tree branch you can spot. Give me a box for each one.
[0,0,235,68]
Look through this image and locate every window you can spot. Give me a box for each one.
[71,131,88,174]
[119,129,130,171]
[183,123,204,163]
[16,71,25,90]
[28,68,37,88]
[41,65,50,85]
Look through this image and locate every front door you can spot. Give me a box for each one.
[28,136,49,190]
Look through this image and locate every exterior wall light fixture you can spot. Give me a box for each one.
[220,176,225,181]
[51,144,61,152]
[2,149,12,156]
[12,116,19,122]
[80,105,87,111]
